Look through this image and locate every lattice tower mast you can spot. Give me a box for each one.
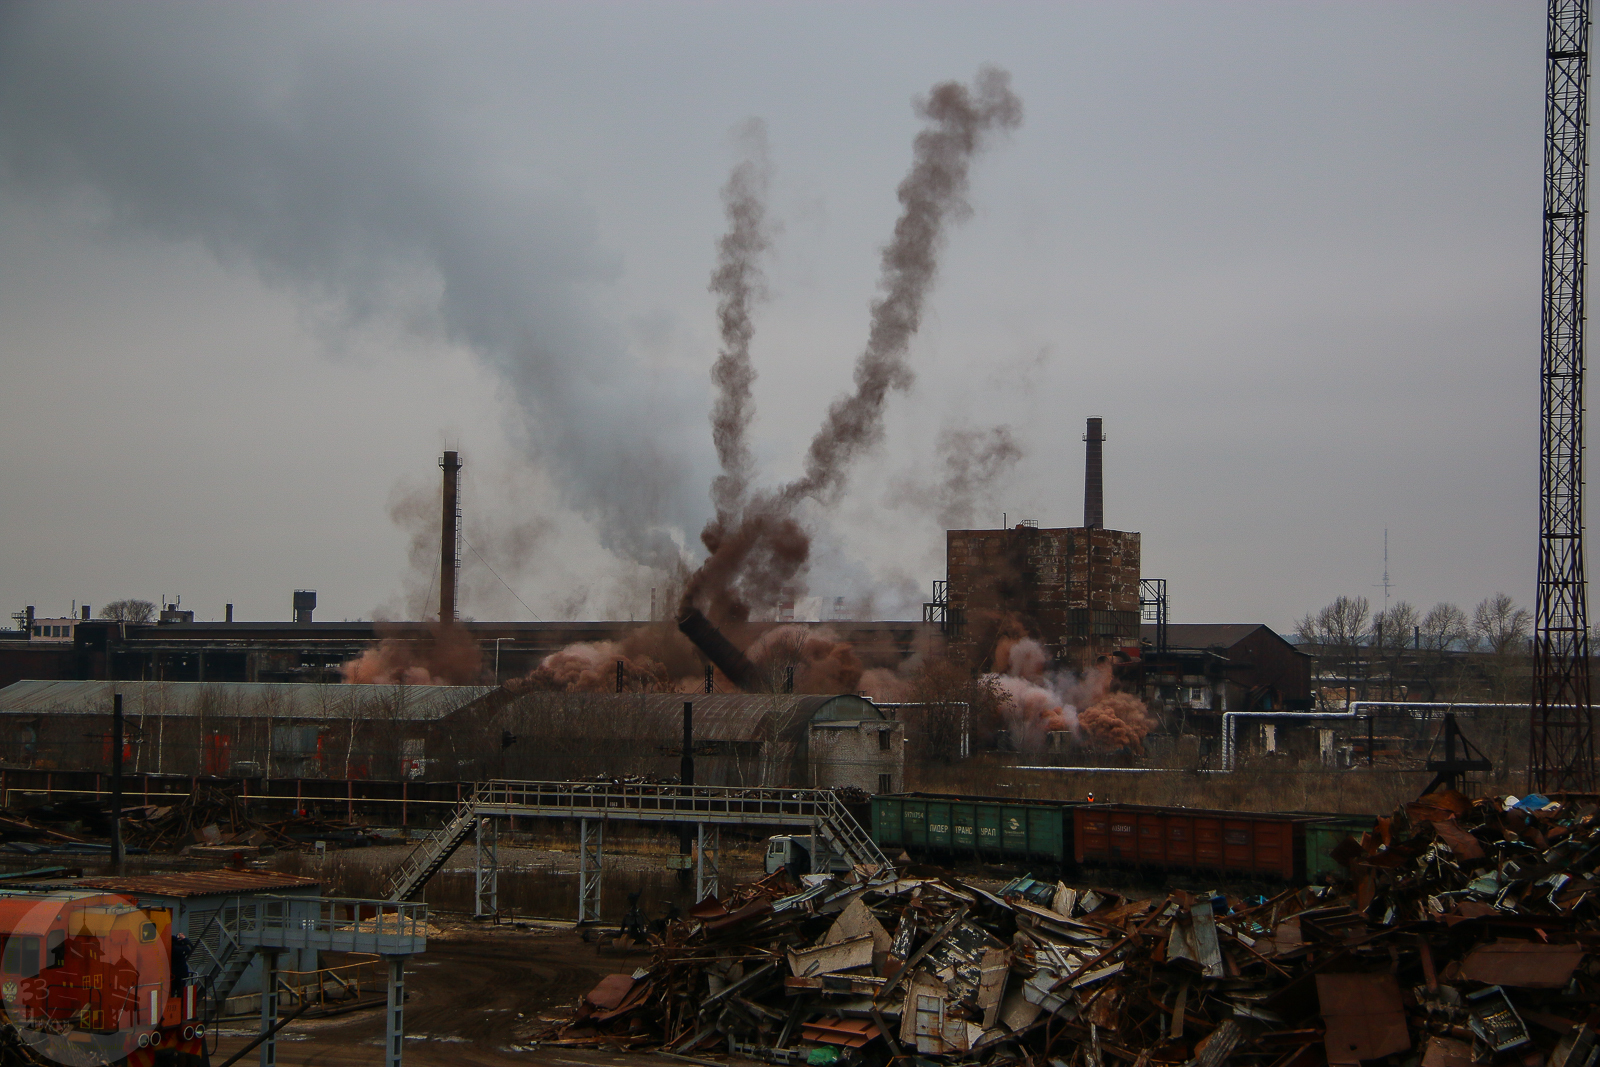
[1534,0,1597,792]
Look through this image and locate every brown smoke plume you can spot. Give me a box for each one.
[984,636,1158,753]
[514,623,707,693]
[340,623,484,685]
[889,425,1023,528]
[745,624,864,693]
[708,120,773,523]
[1078,693,1158,754]
[521,641,669,692]
[682,69,1023,623]
[788,68,1022,505]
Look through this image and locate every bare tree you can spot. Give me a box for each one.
[1373,601,1419,700]
[99,599,156,623]
[1472,593,1532,656]
[1414,602,1471,700]
[1295,595,1372,702]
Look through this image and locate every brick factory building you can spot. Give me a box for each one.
[942,524,1142,672]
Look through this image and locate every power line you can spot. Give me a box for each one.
[461,534,544,622]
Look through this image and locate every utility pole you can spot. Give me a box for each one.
[1534,0,1597,792]
[110,693,123,873]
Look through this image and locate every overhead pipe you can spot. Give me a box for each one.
[1220,701,1527,772]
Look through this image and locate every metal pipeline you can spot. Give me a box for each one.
[1013,766,1223,774]
[1220,701,1527,772]
[676,607,765,692]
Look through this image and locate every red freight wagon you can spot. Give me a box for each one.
[1074,804,1310,881]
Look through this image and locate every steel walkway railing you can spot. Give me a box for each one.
[386,779,892,902]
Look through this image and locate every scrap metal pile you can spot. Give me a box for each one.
[542,789,1600,1067]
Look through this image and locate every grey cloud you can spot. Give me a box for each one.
[0,2,703,570]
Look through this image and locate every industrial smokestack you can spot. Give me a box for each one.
[676,607,765,692]
[439,450,462,624]
[1083,417,1104,530]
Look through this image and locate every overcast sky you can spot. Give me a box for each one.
[0,1,1554,632]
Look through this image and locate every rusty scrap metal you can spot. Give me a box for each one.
[536,787,1600,1067]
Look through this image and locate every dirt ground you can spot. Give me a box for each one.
[210,919,661,1067]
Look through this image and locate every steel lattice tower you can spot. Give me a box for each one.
[1534,0,1597,793]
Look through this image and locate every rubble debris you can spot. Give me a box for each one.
[536,787,1600,1066]
[121,782,380,853]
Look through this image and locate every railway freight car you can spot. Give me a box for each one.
[872,792,1079,865]
[1073,804,1312,881]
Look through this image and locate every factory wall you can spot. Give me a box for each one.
[946,525,1141,671]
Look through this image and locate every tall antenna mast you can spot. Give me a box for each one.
[1382,529,1392,607]
[1534,0,1596,792]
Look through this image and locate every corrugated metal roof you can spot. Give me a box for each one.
[70,870,321,899]
[502,692,883,743]
[1141,624,1294,652]
[0,680,496,721]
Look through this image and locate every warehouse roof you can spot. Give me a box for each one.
[0,679,496,721]
[499,692,884,743]
[1142,624,1300,653]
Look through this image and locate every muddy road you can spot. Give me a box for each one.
[209,922,652,1067]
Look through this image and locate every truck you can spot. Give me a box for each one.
[763,834,852,876]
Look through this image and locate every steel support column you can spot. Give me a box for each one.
[258,949,280,1067]
[695,822,719,902]
[578,818,604,923]
[1536,0,1598,792]
[385,956,406,1067]
[473,817,498,919]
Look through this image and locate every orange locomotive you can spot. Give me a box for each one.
[0,890,206,1066]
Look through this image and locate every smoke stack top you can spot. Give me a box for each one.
[1084,417,1104,529]
[439,451,462,624]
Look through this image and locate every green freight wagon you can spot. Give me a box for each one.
[1302,816,1373,883]
[872,792,1076,865]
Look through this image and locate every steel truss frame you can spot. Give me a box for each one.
[1535,0,1597,792]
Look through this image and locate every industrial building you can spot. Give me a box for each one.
[0,681,903,792]
[1137,623,1313,717]
[931,418,1143,671]
[0,617,934,689]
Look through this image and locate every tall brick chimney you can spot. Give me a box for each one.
[440,450,462,624]
[1083,417,1104,529]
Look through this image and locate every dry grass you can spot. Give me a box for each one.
[271,832,767,921]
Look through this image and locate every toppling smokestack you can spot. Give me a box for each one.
[1083,417,1104,530]
[677,607,765,692]
[439,451,462,624]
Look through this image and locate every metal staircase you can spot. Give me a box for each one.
[191,905,252,1016]
[814,793,891,871]
[385,795,481,902]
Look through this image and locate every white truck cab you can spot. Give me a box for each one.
[764,835,851,876]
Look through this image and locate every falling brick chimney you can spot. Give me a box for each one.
[439,451,462,624]
[1084,417,1104,529]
